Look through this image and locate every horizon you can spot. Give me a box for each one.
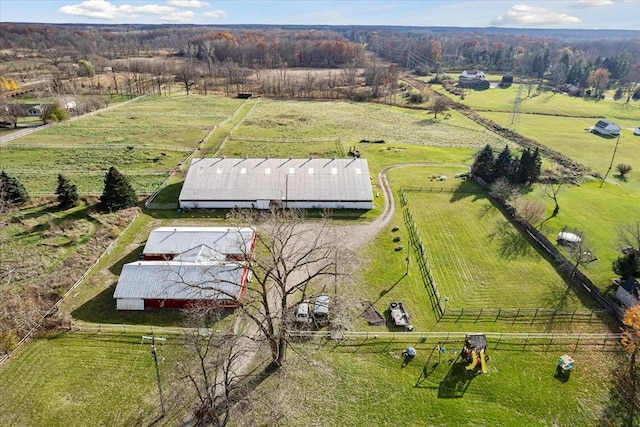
[1,0,639,31]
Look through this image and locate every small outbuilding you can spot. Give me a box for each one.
[592,119,621,137]
[616,278,640,308]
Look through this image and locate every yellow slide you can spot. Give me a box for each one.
[465,351,478,370]
[480,349,488,373]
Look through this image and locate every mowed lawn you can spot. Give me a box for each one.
[449,82,640,120]
[0,94,245,194]
[483,111,640,181]
[0,332,188,427]
[390,167,596,311]
[241,339,622,427]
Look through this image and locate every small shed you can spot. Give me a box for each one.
[592,119,621,137]
[26,105,43,116]
[616,278,640,308]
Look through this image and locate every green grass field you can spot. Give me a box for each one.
[0,93,634,426]
[240,338,623,427]
[0,332,188,427]
[0,94,245,195]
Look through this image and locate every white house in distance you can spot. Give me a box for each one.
[461,70,486,79]
[178,157,374,210]
[113,226,256,310]
[592,118,621,137]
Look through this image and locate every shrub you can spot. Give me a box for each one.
[617,163,632,177]
[43,102,71,123]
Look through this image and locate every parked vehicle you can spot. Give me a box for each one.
[295,301,312,323]
[314,295,330,318]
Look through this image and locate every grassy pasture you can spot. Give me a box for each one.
[242,339,621,427]
[1,94,245,195]
[0,332,188,427]
[236,99,510,148]
[345,166,608,335]
[449,83,640,120]
[529,178,640,288]
[0,94,632,426]
[483,111,640,181]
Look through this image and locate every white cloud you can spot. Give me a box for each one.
[167,0,209,7]
[571,0,613,8]
[202,9,227,19]
[59,0,175,20]
[59,0,133,19]
[132,4,176,14]
[491,4,581,27]
[161,10,196,22]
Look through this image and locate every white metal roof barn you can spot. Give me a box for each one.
[178,157,374,210]
[142,226,256,260]
[113,260,250,310]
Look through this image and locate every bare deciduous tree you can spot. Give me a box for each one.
[175,308,259,427]
[233,209,341,368]
[428,95,451,118]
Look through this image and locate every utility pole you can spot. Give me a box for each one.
[142,336,167,417]
[600,134,621,188]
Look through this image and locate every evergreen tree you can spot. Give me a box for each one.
[493,145,515,182]
[529,147,542,184]
[99,167,137,212]
[515,148,532,185]
[0,170,30,207]
[471,144,495,183]
[56,174,79,209]
[613,252,640,280]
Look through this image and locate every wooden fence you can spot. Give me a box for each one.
[398,186,621,323]
[0,212,141,367]
[472,176,624,321]
[440,307,612,324]
[288,330,622,352]
[401,196,446,317]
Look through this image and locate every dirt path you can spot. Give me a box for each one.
[227,162,467,381]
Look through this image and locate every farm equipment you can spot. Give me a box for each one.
[389,302,413,330]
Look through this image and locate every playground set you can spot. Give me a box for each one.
[462,334,489,374]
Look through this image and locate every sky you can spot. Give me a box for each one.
[0,0,639,30]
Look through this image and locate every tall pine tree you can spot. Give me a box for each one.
[56,174,79,209]
[515,148,533,185]
[529,147,542,184]
[471,145,495,182]
[99,167,137,212]
[0,170,30,207]
[493,145,515,182]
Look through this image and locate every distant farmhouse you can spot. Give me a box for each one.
[592,118,621,137]
[459,70,490,90]
[178,157,374,210]
[113,227,256,310]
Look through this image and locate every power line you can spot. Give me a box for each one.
[142,335,167,417]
